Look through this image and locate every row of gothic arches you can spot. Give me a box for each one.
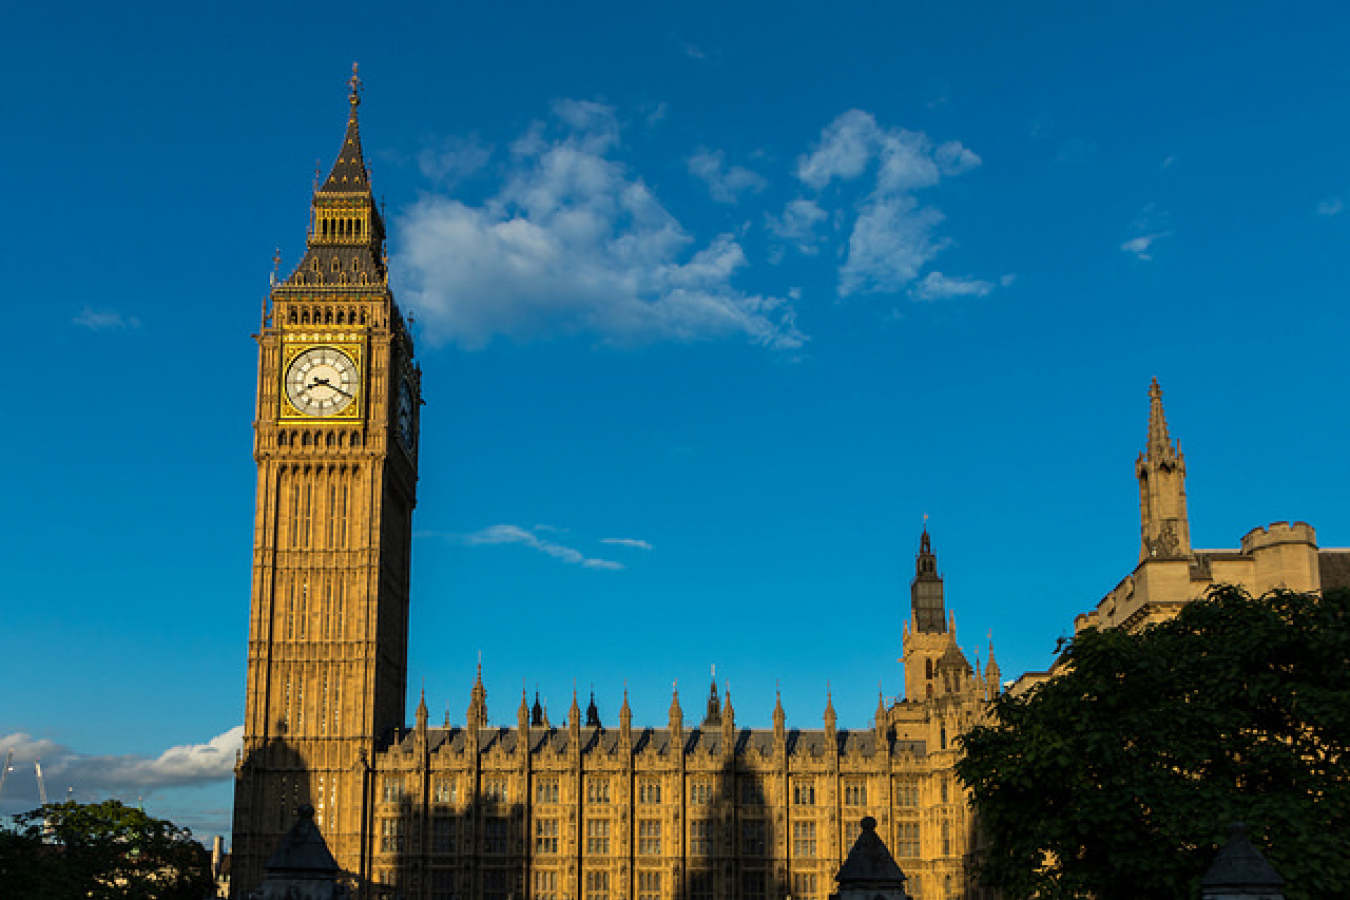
[320,216,364,239]
[285,305,370,326]
[277,430,363,450]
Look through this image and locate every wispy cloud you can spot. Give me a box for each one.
[1122,204,1172,260]
[464,524,624,570]
[396,100,802,351]
[0,727,242,814]
[1317,197,1344,216]
[1121,232,1170,261]
[417,135,493,188]
[74,308,141,331]
[688,148,767,204]
[765,198,828,255]
[909,272,997,302]
[599,537,653,550]
[785,109,982,297]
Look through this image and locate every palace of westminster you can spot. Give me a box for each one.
[230,74,1350,900]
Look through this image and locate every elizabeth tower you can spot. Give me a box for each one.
[232,69,420,894]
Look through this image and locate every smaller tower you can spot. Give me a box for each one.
[669,684,684,746]
[902,529,957,702]
[466,664,487,731]
[703,668,722,727]
[1137,378,1191,560]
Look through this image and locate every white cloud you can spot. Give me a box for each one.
[0,727,243,814]
[766,198,828,254]
[465,524,624,570]
[1121,232,1170,260]
[600,537,653,550]
[688,148,768,204]
[396,101,802,351]
[790,110,982,297]
[1317,197,1344,216]
[74,308,141,331]
[909,271,996,302]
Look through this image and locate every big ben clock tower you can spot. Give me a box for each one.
[232,68,420,895]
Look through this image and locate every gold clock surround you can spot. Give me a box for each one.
[278,341,364,421]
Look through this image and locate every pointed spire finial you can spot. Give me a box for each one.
[348,62,363,108]
[1147,377,1173,457]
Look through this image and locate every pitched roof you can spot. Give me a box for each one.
[264,804,339,876]
[834,816,908,889]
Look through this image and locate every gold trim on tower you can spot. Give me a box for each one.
[278,341,364,421]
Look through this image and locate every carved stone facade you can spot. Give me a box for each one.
[232,78,997,900]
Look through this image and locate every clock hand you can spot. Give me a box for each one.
[307,377,354,399]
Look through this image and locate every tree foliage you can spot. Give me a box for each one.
[0,799,214,900]
[956,586,1350,900]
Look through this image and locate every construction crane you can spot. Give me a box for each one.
[35,759,48,807]
[0,749,13,802]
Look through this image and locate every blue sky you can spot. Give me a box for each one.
[4,0,1350,844]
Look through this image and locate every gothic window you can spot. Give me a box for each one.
[689,819,713,855]
[940,778,949,803]
[434,779,457,804]
[792,820,816,857]
[433,817,456,853]
[585,818,610,854]
[536,777,559,803]
[381,778,404,804]
[483,869,509,900]
[742,871,766,900]
[896,820,919,858]
[637,780,660,804]
[844,780,867,806]
[432,871,454,900]
[688,872,712,900]
[942,820,951,856]
[637,819,660,855]
[638,871,661,900]
[484,817,509,854]
[926,659,933,679]
[792,872,818,900]
[741,820,766,856]
[689,778,713,805]
[792,779,815,806]
[482,777,508,803]
[535,818,559,854]
[534,871,558,900]
[740,778,765,805]
[940,725,948,750]
[379,818,403,853]
[586,777,611,803]
[584,870,609,900]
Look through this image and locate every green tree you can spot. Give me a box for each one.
[956,586,1350,900]
[0,799,214,900]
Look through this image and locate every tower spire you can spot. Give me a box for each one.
[910,525,947,634]
[280,65,387,288]
[1137,378,1191,560]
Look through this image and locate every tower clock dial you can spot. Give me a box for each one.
[396,378,415,449]
[285,347,359,416]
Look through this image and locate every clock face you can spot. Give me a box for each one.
[396,379,415,449]
[285,347,358,417]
